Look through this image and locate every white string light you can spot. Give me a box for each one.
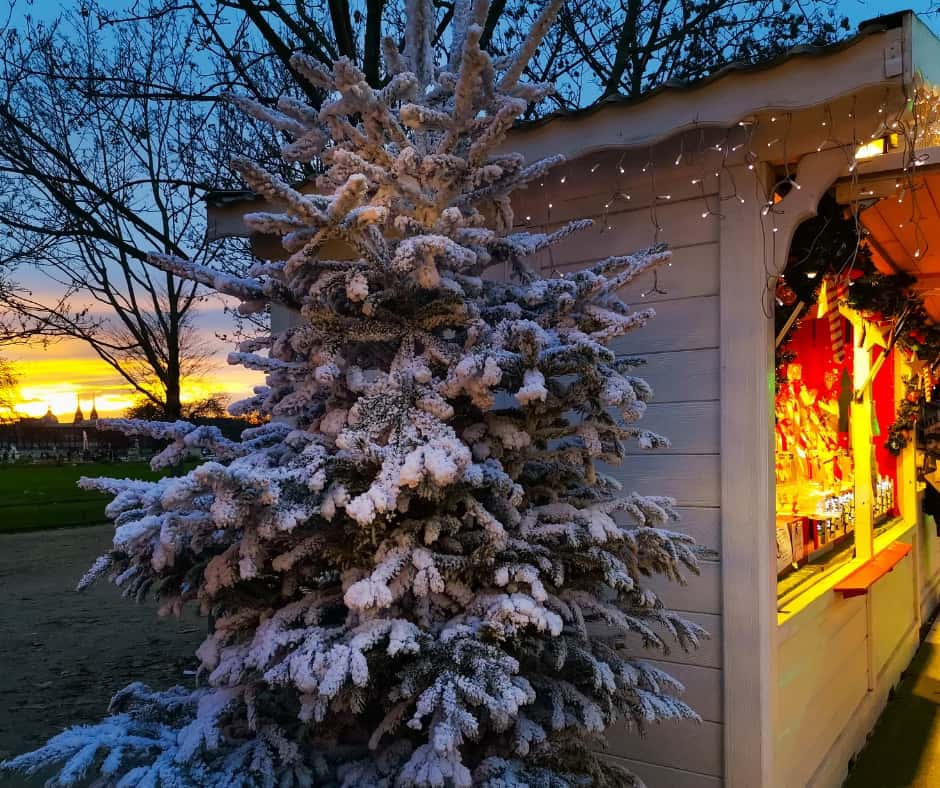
[546,86,940,286]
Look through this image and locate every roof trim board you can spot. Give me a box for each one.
[498,21,909,162]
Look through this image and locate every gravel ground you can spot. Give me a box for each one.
[0,525,203,784]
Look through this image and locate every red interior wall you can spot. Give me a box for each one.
[872,346,896,483]
[785,312,897,489]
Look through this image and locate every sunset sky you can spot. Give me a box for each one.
[7,311,263,420]
[4,0,935,421]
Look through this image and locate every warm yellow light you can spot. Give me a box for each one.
[8,354,261,420]
[855,133,900,161]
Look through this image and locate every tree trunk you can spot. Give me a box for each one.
[164,373,182,420]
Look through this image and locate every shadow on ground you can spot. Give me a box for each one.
[844,624,940,788]
[0,525,202,786]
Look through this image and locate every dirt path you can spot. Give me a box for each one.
[0,525,203,782]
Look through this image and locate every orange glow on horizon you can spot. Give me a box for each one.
[8,343,262,420]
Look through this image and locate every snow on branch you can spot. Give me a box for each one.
[147,254,269,302]
[3,2,706,786]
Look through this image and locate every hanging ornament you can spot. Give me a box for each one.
[776,278,798,306]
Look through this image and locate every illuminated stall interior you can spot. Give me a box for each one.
[775,121,940,606]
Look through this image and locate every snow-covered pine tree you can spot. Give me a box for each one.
[2,1,705,785]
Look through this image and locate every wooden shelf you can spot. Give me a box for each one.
[834,542,912,598]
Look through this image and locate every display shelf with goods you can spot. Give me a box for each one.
[774,279,901,606]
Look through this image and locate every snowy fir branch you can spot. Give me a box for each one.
[2,1,705,786]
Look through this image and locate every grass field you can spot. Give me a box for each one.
[0,462,189,533]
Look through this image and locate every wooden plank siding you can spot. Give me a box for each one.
[871,550,916,677]
[526,157,725,781]
[775,595,869,788]
[607,719,724,776]
[774,523,928,788]
[605,755,723,788]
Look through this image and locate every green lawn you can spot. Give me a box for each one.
[0,462,190,533]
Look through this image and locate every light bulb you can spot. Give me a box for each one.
[590,163,599,173]
[701,211,709,218]
[560,175,566,183]
[806,271,818,279]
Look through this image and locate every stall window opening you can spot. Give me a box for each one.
[774,278,899,606]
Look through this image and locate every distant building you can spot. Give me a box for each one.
[0,400,148,462]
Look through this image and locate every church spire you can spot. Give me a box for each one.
[89,395,99,421]
[74,396,84,425]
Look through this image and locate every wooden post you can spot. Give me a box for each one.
[852,332,874,563]
[719,162,777,788]
[719,149,847,788]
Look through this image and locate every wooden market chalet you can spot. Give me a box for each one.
[205,12,940,788]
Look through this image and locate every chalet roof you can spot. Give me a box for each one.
[514,11,909,131]
[204,11,920,207]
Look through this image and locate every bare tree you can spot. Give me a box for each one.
[0,356,16,420]
[0,0,847,422]
[134,0,846,111]
[124,391,231,420]
[561,0,848,101]
[0,5,277,418]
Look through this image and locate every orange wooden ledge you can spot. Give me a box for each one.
[834,542,912,599]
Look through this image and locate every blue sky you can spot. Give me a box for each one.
[4,0,939,416]
[843,1,937,33]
